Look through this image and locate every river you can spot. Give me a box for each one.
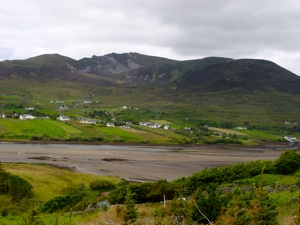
[0,142,296,181]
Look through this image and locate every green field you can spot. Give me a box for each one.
[98,127,145,142]
[0,118,81,139]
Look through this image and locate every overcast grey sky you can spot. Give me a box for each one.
[1,0,300,75]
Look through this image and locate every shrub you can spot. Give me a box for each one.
[193,183,230,223]
[272,150,300,174]
[122,187,138,224]
[182,160,274,194]
[0,171,9,193]
[89,179,116,191]
[40,194,83,213]
[7,174,33,202]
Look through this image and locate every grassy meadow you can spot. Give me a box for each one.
[0,163,123,225]
[3,163,120,201]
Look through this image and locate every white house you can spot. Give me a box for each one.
[25,107,35,111]
[80,118,97,124]
[106,122,115,127]
[58,115,70,121]
[139,122,152,126]
[164,125,170,130]
[284,136,297,142]
[149,124,162,129]
[20,114,35,120]
[59,105,68,110]
[235,127,247,130]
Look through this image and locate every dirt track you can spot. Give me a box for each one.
[0,142,296,181]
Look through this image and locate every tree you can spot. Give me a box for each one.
[122,187,138,224]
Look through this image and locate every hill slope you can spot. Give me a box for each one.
[177,59,300,94]
[0,52,299,129]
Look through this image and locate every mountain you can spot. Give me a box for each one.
[0,52,300,127]
[1,52,299,94]
[114,56,234,84]
[0,54,116,86]
[177,59,300,94]
[76,52,175,75]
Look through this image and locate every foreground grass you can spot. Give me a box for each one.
[0,163,123,224]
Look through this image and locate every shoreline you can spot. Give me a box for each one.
[0,138,295,148]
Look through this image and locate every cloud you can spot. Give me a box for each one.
[1,0,300,74]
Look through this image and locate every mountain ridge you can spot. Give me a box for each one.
[0,52,299,95]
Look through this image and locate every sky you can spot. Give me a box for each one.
[1,0,300,75]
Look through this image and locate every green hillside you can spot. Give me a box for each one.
[0,52,299,144]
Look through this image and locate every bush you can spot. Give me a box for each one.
[122,187,138,224]
[182,160,274,194]
[89,179,116,191]
[272,150,300,174]
[40,194,83,213]
[0,171,9,193]
[7,174,33,202]
[193,183,230,223]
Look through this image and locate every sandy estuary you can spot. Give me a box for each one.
[0,142,297,181]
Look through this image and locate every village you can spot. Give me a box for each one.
[0,101,299,144]
[0,102,182,132]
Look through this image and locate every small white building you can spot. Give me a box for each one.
[106,122,115,127]
[149,124,162,129]
[235,127,247,130]
[25,107,35,111]
[284,136,297,142]
[20,114,35,120]
[58,115,70,121]
[164,125,170,130]
[80,118,97,124]
[59,105,68,110]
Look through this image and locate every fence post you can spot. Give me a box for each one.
[69,208,73,220]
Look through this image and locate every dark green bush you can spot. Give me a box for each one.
[7,174,33,202]
[0,171,9,193]
[89,179,116,191]
[183,160,274,194]
[40,194,83,213]
[108,180,176,204]
[272,149,300,174]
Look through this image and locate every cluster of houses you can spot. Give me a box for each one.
[284,121,299,126]
[139,122,170,130]
[284,136,298,143]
